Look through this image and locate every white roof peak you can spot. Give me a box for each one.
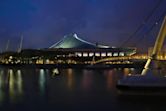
[73,33,78,38]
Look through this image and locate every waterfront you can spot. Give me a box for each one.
[0,67,166,111]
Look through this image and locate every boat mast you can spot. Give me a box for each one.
[18,35,23,53]
[142,16,166,75]
[5,39,10,52]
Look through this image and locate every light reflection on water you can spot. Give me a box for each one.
[39,69,46,96]
[17,70,23,95]
[9,69,15,102]
[67,68,74,90]
[0,67,165,111]
[82,70,94,91]
[0,70,5,103]
[106,70,115,90]
[8,69,23,103]
[0,69,24,104]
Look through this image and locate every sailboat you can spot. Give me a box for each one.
[116,16,166,95]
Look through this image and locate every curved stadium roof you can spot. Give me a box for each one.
[49,34,110,49]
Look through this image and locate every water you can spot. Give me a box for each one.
[0,67,166,111]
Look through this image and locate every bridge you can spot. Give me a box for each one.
[94,54,166,64]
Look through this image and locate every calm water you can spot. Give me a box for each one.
[0,67,166,111]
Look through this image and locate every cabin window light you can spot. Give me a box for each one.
[75,52,82,57]
[107,52,112,56]
[101,52,106,57]
[119,52,125,56]
[113,53,118,56]
[83,53,88,57]
[95,53,100,57]
[89,53,94,57]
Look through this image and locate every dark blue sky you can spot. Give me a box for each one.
[0,0,166,52]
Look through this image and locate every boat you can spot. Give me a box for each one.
[116,16,166,95]
[117,70,166,95]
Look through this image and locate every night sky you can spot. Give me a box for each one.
[0,0,166,52]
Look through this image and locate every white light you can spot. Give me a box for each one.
[9,56,13,59]
[119,52,125,56]
[95,53,100,57]
[83,53,88,57]
[113,53,118,56]
[107,53,112,56]
[46,59,50,64]
[101,53,106,57]
[89,53,94,57]
[76,52,82,57]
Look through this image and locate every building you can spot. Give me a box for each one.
[0,34,137,64]
[47,33,136,58]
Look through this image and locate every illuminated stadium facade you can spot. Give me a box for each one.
[47,34,136,58]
